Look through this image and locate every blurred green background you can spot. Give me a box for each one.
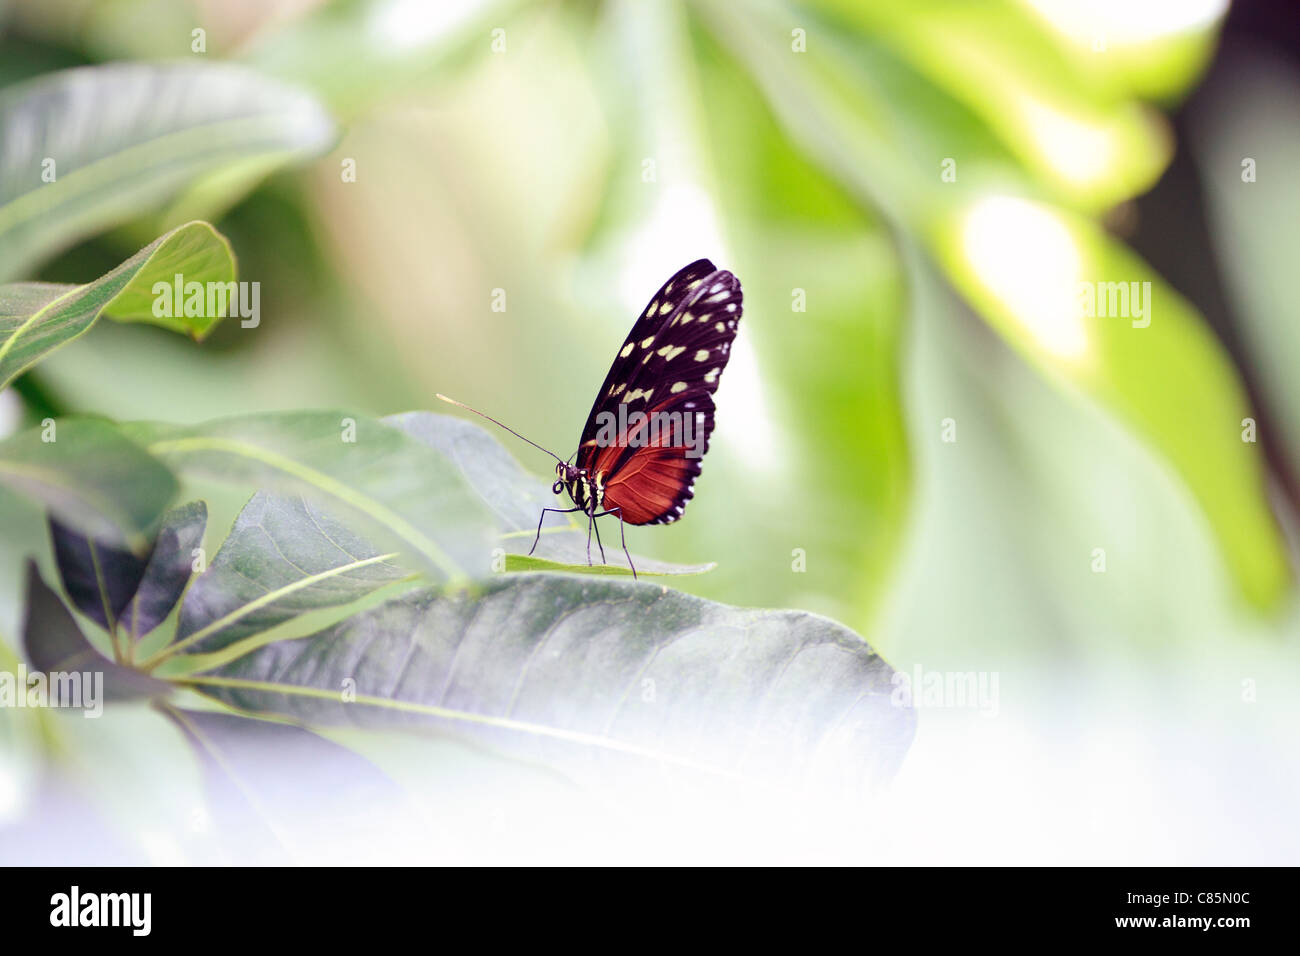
[1,0,1298,862]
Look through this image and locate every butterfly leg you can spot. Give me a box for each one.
[529,507,583,556]
[585,507,595,565]
[590,508,608,565]
[593,507,635,580]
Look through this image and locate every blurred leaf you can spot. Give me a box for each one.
[0,484,46,648]
[159,704,403,865]
[999,0,1225,103]
[931,196,1289,608]
[689,20,911,624]
[0,220,236,389]
[0,61,334,280]
[0,418,176,553]
[124,412,497,583]
[389,411,718,576]
[121,500,206,640]
[164,491,406,659]
[696,0,1286,609]
[807,0,1173,210]
[21,561,169,700]
[1190,53,1300,481]
[243,0,524,119]
[185,574,914,791]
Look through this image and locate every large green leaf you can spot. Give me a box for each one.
[0,418,177,553]
[124,412,497,584]
[0,221,236,390]
[0,61,334,280]
[183,574,914,790]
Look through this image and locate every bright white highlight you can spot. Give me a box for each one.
[369,0,485,53]
[1021,0,1228,46]
[961,196,1088,360]
[1021,99,1116,187]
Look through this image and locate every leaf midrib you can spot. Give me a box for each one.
[151,550,403,664]
[179,674,743,779]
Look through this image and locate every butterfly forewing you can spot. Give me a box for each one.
[575,259,743,525]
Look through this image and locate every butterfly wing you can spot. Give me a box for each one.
[575,260,743,525]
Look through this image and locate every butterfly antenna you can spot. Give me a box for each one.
[436,394,566,464]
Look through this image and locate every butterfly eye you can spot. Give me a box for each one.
[551,480,564,495]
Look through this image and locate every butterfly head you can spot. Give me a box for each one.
[553,461,586,495]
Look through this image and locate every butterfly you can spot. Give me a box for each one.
[438,258,743,579]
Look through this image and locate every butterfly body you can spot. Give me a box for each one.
[553,461,600,513]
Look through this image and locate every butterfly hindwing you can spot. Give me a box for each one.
[575,260,743,525]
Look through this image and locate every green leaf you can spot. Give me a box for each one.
[388,411,718,576]
[0,221,237,390]
[47,499,205,647]
[125,412,497,584]
[21,561,170,701]
[183,575,914,789]
[500,549,714,577]
[0,418,177,553]
[49,515,148,632]
[164,491,407,659]
[122,501,207,640]
[0,61,334,280]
